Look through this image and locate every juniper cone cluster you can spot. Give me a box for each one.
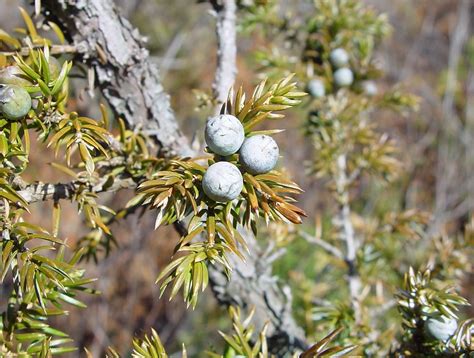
[255,0,473,355]
[328,47,353,87]
[307,47,360,95]
[0,12,307,349]
[203,114,280,202]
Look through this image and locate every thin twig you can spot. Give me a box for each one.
[370,299,397,317]
[300,231,343,260]
[0,44,77,56]
[14,156,134,204]
[159,31,186,78]
[335,154,362,324]
[17,175,135,204]
[210,0,237,114]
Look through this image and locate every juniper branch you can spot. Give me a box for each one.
[40,0,307,353]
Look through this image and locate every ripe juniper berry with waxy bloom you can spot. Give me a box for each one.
[425,316,458,342]
[329,48,349,68]
[307,79,326,98]
[334,67,354,87]
[202,161,243,202]
[239,135,279,175]
[205,114,245,156]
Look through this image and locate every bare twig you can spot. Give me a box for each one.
[0,44,77,56]
[370,299,397,318]
[12,156,133,204]
[159,31,187,78]
[300,231,344,260]
[17,176,135,204]
[210,0,237,113]
[335,154,362,324]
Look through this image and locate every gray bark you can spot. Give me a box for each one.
[40,0,307,354]
[16,162,135,204]
[43,0,192,158]
[210,0,237,113]
[209,239,308,354]
[335,154,362,324]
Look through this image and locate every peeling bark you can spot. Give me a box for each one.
[43,0,192,158]
[209,240,308,354]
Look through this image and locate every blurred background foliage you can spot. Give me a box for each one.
[0,0,473,356]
